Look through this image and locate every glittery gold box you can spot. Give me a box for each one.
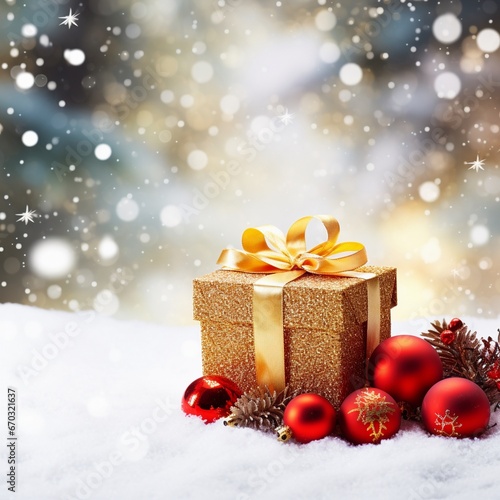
[193,266,397,408]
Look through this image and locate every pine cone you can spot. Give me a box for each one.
[421,319,500,409]
[223,386,296,432]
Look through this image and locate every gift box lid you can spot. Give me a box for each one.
[193,266,397,330]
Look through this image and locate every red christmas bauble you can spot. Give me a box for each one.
[487,362,500,382]
[281,393,336,443]
[448,317,464,331]
[421,378,491,438]
[368,335,443,407]
[181,375,242,423]
[339,387,401,445]
[487,360,500,391]
[440,329,455,345]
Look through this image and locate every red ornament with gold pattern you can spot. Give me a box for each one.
[368,335,443,407]
[421,377,491,438]
[181,375,242,423]
[276,393,336,443]
[339,387,401,444]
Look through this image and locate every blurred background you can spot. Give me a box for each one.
[1,0,499,327]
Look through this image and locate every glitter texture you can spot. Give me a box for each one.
[193,266,397,408]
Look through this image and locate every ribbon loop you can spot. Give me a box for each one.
[242,225,289,256]
[286,214,340,258]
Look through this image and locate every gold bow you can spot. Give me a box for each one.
[217,214,368,275]
[217,215,380,392]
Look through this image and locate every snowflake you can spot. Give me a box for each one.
[451,267,466,280]
[16,205,37,225]
[434,409,462,437]
[347,389,397,442]
[278,108,294,125]
[465,154,485,172]
[59,9,79,29]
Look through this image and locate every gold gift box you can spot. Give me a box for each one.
[193,266,397,408]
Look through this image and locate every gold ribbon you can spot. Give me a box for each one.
[217,215,380,392]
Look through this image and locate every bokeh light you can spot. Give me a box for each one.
[63,49,86,66]
[21,131,38,147]
[15,72,35,90]
[434,72,461,99]
[28,238,77,280]
[95,144,112,161]
[476,28,500,53]
[339,63,363,86]
[432,13,462,44]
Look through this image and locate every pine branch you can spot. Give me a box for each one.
[421,319,500,409]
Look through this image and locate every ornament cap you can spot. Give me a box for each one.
[223,414,238,427]
[276,425,292,442]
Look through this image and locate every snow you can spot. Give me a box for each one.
[1,303,499,500]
